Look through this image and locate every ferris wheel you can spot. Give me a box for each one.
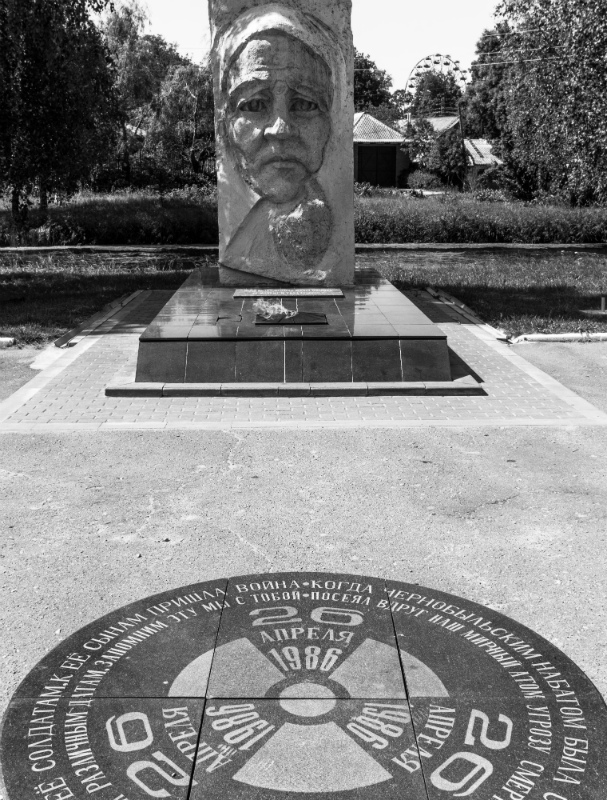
[405,54,470,111]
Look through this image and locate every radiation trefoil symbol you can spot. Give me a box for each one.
[169,636,448,793]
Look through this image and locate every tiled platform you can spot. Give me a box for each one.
[3,573,607,799]
[135,267,452,385]
[1,286,606,431]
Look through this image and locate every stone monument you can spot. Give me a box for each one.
[209,0,355,286]
[116,0,468,394]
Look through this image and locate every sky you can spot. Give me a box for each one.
[143,0,499,91]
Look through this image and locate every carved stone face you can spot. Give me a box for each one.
[226,33,332,204]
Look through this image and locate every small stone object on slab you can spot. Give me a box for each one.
[255,312,328,326]
[235,289,344,298]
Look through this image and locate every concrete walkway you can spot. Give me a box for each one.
[1,298,607,792]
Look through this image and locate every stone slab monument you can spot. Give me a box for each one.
[118,0,467,395]
[209,0,355,286]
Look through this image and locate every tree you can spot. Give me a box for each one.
[405,118,466,188]
[426,127,467,187]
[405,118,436,167]
[0,0,118,221]
[496,0,607,204]
[145,62,215,186]
[463,23,511,141]
[101,0,189,183]
[354,49,394,111]
[410,71,462,119]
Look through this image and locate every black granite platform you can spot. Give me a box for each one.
[135,267,453,385]
[3,573,607,800]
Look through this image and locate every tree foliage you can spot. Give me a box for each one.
[146,63,215,186]
[101,0,189,184]
[405,119,436,167]
[494,0,607,204]
[94,0,215,190]
[0,0,119,219]
[463,23,511,140]
[426,127,467,187]
[354,49,394,111]
[405,119,466,188]
[410,72,462,119]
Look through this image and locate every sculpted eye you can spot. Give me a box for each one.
[291,98,319,112]
[240,98,267,113]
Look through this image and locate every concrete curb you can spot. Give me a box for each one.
[105,378,485,398]
[425,287,510,341]
[2,418,605,433]
[54,291,143,348]
[0,336,103,425]
[512,333,607,344]
[0,244,219,254]
[2,243,607,254]
[466,324,607,423]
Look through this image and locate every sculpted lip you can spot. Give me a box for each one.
[262,157,304,167]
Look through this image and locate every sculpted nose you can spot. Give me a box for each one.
[265,114,292,139]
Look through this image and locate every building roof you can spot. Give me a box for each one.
[464,138,503,167]
[353,112,404,143]
[427,116,460,134]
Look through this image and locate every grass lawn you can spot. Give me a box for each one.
[0,253,210,346]
[366,250,607,339]
[1,250,606,347]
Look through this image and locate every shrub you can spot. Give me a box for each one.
[407,171,444,191]
[474,166,508,192]
[472,189,509,203]
[354,193,607,244]
[354,182,375,197]
[354,182,404,198]
[0,189,218,246]
[3,188,607,247]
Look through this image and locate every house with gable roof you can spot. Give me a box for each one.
[397,114,503,187]
[464,138,503,185]
[353,112,409,187]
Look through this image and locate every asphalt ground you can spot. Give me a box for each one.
[0,347,39,403]
[1,341,607,794]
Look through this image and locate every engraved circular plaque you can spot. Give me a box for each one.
[2,573,606,800]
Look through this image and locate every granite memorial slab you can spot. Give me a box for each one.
[2,698,203,800]
[204,572,405,699]
[4,573,605,799]
[409,692,607,800]
[190,699,428,799]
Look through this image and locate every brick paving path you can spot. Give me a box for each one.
[1,290,606,431]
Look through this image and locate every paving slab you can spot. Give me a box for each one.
[207,573,403,700]
[191,698,427,799]
[1,698,204,800]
